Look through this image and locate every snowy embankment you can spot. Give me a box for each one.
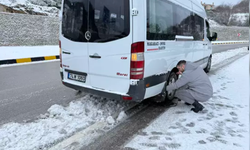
[1,42,248,61]
[0,0,59,16]
[208,19,249,41]
[125,48,249,150]
[0,46,58,60]
[230,13,249,24]
[208,19,223,27]
[211,26,249,41]
[0,47,248,150]
[0,95,132,150]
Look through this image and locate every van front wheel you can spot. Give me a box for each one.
[204,56,212,73]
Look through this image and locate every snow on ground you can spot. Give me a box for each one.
[0,45,59,60]
[0,0,59,16]
[0,95,132,150]
[0,47,248,150]
[209,19,223,27]
[230,13,249,24]
[211,47,248,65]
[124,49,249,150]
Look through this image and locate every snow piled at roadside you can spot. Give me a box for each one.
[209,19,222,27]
[0,0,59,16]
[0,45,59,60]
[211,47,248,66]
[0,95,129,150]
[125,49,249,150]
[230,13,249,24]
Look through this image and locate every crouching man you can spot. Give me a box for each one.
[167,60,213,113]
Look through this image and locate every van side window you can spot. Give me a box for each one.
[147,0,193,40]
[147,0,175,40]
[175,5,192,36]
[193,14,204,41]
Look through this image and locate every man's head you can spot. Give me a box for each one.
[176,60,186,73]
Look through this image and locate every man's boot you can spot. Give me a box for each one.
[191,101,204,113]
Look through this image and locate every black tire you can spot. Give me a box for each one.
[164,72,178,102]
[153,72,178,104]
[204,56,212,73]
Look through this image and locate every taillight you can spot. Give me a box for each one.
[59,40,62,68]
[130,42,144,79]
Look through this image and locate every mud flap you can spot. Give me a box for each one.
[153,70,179,104]
[152,73,170,103]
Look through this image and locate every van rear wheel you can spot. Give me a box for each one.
[165,72,178,102]
[153,72,178,103]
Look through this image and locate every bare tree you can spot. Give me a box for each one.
[232,0,249,13]
[207,0,249,26]
[212,4,232,26]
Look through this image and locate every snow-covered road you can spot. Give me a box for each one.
[0,47,248,150]
[125,49,249,150]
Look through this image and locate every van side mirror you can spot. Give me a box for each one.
[211,32,217,41]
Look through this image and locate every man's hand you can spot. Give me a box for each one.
[176,71,182,75]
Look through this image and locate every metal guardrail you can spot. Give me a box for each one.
[212,41,249,45]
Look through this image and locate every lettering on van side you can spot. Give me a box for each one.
[147,42,166,46]
[147,42,166,51]
[121,57,127,60]
[158,46,165,50]
[117,72,128,77]
[147,42,159,46]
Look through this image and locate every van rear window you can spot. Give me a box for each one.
[62,0,130,43]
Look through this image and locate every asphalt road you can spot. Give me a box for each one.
[0,43,248,126]
[0,62,80,125]
[212,43,248,53]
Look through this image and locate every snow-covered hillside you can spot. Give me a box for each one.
[209,12,249,27]
[208,20,223,27]
[0,0,60,16]
[230,13,249,24]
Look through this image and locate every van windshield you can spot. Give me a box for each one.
[62,0,130,43]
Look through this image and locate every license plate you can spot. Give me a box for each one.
[68,73,86,83]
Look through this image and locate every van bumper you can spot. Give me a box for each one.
[61,71,169,102]
[62,81,125,100]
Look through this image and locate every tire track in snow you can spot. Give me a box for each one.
[81,50,249,150]
[209,51,248,75]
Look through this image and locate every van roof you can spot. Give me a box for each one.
[192,0,207,18]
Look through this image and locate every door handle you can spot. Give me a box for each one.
[62,51,71,54]
[89,54,101,59]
